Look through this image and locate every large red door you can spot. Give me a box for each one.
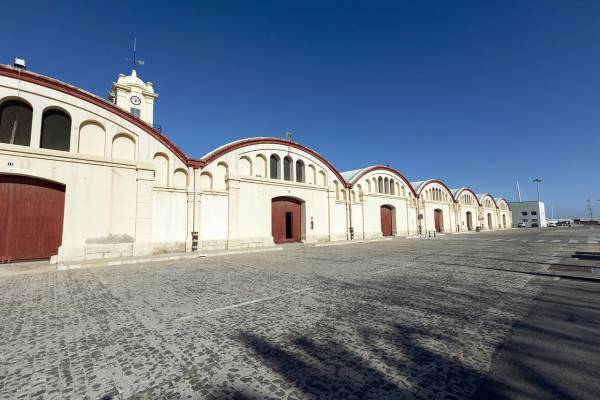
[0,175,65,263]
[434,209,443,232]
[271,197,302,243]
[466,211,473,231]
[380,206,393,236]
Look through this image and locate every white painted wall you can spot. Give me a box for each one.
[0,67,514,263]
[0,71,190,262]
[152,190,187,244]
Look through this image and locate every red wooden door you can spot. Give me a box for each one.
[434,209,443,232]
[0,175,65,263]
[271,197,302,243]
[466,212,473,231]
[380,206,393,236]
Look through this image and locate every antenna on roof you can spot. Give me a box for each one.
[125,38,145,70]
[285,131,293,153]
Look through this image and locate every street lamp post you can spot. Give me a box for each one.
[532,178,542,202]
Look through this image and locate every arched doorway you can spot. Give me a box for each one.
[434,209,443,233]
[380,205,394,236]
[466,211,473,231]
[271,197,302,243]
[0,175,65,262]
[502,214,507,229]
[487,213,493,230]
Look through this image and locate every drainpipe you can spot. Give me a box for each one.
[347,185,353,240]
[405,197,410,236]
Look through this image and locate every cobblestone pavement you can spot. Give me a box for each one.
[1,227,598,399]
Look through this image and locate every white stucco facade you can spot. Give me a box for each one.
[0,65,512,264]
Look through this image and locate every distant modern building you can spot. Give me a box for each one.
[510,201,546,228]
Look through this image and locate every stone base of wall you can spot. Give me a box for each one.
[152,241,186,255]
[199,240,228,251]
[56,241,185,264]
[200,236,275,251]
[364,231,384,240]
[331,233,349,241]
[304,234,330,243]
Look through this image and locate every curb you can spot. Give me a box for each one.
[314,237,394,247]
[56,252,208,271]
[202,247,283,257]
[56,246,283,271]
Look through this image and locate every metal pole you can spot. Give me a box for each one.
[532,178,542,202]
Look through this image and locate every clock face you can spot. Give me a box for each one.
[130,96,142,105]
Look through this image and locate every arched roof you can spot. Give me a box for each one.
[341,165,417,197]
[477,193,499,208]
[411,179,457,202]
[495,197,512,211]
[452,187,482,206]
[0,64,195,166]
[199,137,348,185]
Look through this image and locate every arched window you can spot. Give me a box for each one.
[334,180,340,201]
[200,172,213,190]
[216,162,229,190]
[402,185,406,197]
[270,155,280,179]
[283,156,293,181]
[153,153,169,187]
[78,121,105,156]
[307,164,316,184]
[174,169,188,189]
[295,160,305,182]
[40,108,71,151]
[384,178,389,194]
[390,179,395,195]
[378,177,383,193]
[255,154,267,177]
[112,133,136,160]
[319,170,327,186]
[357,184,364,202]
[239,156,252,176]
[0,99,33,146]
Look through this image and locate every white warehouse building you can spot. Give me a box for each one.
[510,201,547,228]
[0,65,512,264]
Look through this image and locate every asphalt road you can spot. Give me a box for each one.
[0,226,598,399]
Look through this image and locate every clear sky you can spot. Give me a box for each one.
[3,1,599,217]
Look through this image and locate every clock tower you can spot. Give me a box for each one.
[109,69,158,125]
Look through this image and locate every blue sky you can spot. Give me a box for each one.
[3,1,600,217]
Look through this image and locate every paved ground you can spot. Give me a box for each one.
[473,277,600,400]
[0,227,599,399]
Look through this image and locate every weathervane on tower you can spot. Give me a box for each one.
[125,38,145,70]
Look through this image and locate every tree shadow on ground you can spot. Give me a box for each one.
[235,320,483,400]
